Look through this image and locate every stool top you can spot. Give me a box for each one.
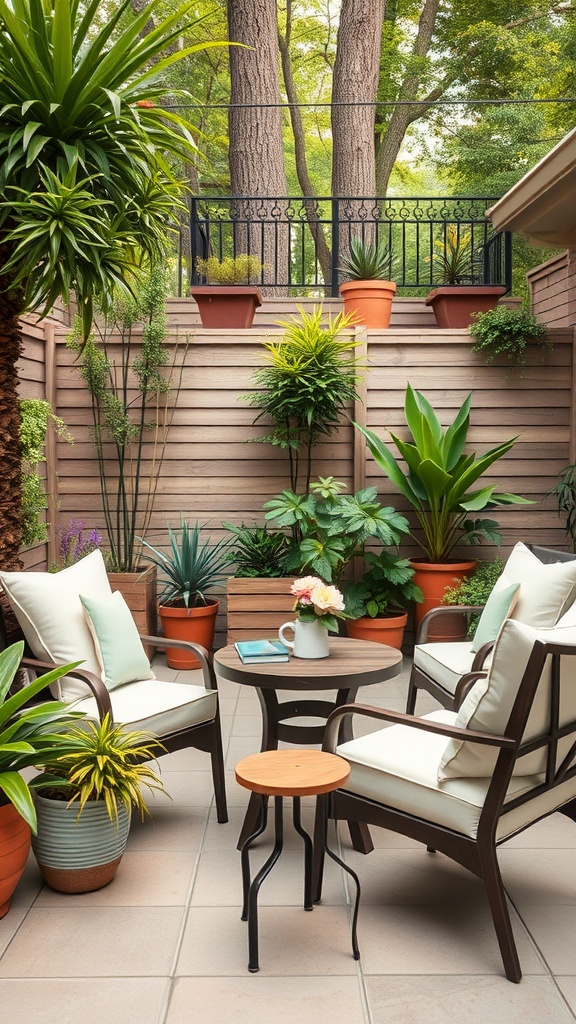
[235,749,350,797]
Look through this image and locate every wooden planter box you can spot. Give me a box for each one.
[226,577,297,645]
[107,565,157,659]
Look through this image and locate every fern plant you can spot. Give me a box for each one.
[223,522,291,578]
[469,306,551,373]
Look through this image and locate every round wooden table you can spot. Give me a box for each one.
[215,636,403,848]
[235,749,361,973]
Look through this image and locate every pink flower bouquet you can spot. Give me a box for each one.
[290,576,346,633]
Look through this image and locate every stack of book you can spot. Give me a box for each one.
[234,639,290,664]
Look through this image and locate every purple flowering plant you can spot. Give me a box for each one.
[54,519,103,569]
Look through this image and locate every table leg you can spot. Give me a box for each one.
[319,794,361,961]
[241,795,284,973]
[292,796,313,911]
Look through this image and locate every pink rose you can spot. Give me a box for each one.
[291,576,322,604]
[311,582,345,617]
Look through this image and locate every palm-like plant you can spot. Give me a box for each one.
[139,520,232,608]
[355,385,531,563]
[0,0,227,569]
[340,236,395,281]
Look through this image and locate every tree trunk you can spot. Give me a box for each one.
[331,0,384,200]
[0,246,24,573]
[227,0,289,293]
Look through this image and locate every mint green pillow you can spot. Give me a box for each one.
[80,591,155,689]
[471,580,520,653]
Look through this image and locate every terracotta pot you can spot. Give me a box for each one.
[425,286,507,329]
[410,559,476,639]
[0,802,31,919]
[190,285,262,329]
[346,612,408,651]
[339,279,396,329]
[159,599,219,669]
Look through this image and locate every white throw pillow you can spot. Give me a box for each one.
[503,542,576,628]
[438,618,576,780]
[81,591,155,689]
[0,550,112,699]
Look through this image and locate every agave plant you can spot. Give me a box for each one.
[339,236,395,281]
[139,520,232,608]
[0,642,85,832]
[354,385,531,563]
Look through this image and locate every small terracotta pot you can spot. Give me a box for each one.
[339,279,396,329]
[410,559,476,636]
[159,599,219,669]
[0,802,31,919]
[346,612,408,651]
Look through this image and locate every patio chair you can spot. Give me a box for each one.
[406,542,576,715]
[313,616,576,981]
[0,551,228,823]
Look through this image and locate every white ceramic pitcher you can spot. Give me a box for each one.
[278,618,330,659]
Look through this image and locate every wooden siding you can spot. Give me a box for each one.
[528,250,576,328]
[16,300,576,647]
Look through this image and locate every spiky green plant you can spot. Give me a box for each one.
[139,520,232,608]
[222,522,291,578]
[432,226,475,285]
[0,641,85,832]
[339,236,395,281]
[41,714,165,824]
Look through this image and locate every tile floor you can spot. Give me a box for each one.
[1,656,576,1023]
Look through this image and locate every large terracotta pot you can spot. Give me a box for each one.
[190,285,262,329]
[158,598,219,669]
[410,559,476,640]
[339,279,396,329]
[0,801,31,919]
[425,286,506,329]
[346,612,408,651]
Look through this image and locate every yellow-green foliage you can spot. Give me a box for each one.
[196,254,264,285]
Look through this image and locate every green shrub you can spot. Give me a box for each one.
[469,306,551,373]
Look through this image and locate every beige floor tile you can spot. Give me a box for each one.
[231,713,264,737]
[166,975,367,1024]
[555,976,576,1014]
[356,903,546,977]
[499,848,576,905]
[0,907,185,977]
[0,906,29,957]
[504,813,576,848]
[342,847,488,906]
[34,850,197,907]
[10,853,44,906]
[365,975,575,1024]
[146,769,224,807]
[0,978,170,1024]
[190,844,344,906]
[127,804,209,852]
[519,904,576,974]
[177,905,360,976]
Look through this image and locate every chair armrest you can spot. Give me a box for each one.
[454,670,488,710]
[471,640,495,671]
[322,702,515,756]
[138,634,216,689]
[416,605,484,643]
[21,656,112,720]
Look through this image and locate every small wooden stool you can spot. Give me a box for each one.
[235,748,361,973]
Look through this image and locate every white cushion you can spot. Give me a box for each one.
[504,542,576,627]
[81,591,154,689]
[74,677,218,736]
[336,711,565,841]
[0,550,111,699]
[438,618,576,779]
[414,642,477,697]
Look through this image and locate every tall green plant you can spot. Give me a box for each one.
[355,385,530,563]
[243,307,361,493]
[67,268,186,572]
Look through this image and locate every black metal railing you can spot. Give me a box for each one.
[186,195,511,297]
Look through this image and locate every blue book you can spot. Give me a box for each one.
[234,639,290,664]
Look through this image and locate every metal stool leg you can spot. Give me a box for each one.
[244,795,284,973]
[240,796,269,922]
[320,796,361,961]
[292,796,313,911]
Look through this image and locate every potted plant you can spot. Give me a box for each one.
[190,254,265,328]
[0,642,83,917]
[223,523,295,645]
[425,226,506,328]
[32,713,165,894]
[67,266,185,648]
[342,551,424,650]
[139,520,232,669]
[339,236,397,329]
[469,305,551,373]
[354,385,530,624]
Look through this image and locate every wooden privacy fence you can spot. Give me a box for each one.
[17,300,576,644]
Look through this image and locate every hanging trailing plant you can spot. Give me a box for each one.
[469,306,551,373]
[19,400,71,548]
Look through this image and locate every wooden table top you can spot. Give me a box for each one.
[235,749,351,797]
[214,636,403,691]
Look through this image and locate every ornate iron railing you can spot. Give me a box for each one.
[185,195,511,297]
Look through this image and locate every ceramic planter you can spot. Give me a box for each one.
[425,286,506,329]
[107,565,157,659]
[190,285,262,329]
[158,598,219,669]
[0,801,31,918]
[410,559,476,641]
[32,790,130,894]
[339,279,396,329]
[346,612,408,651]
